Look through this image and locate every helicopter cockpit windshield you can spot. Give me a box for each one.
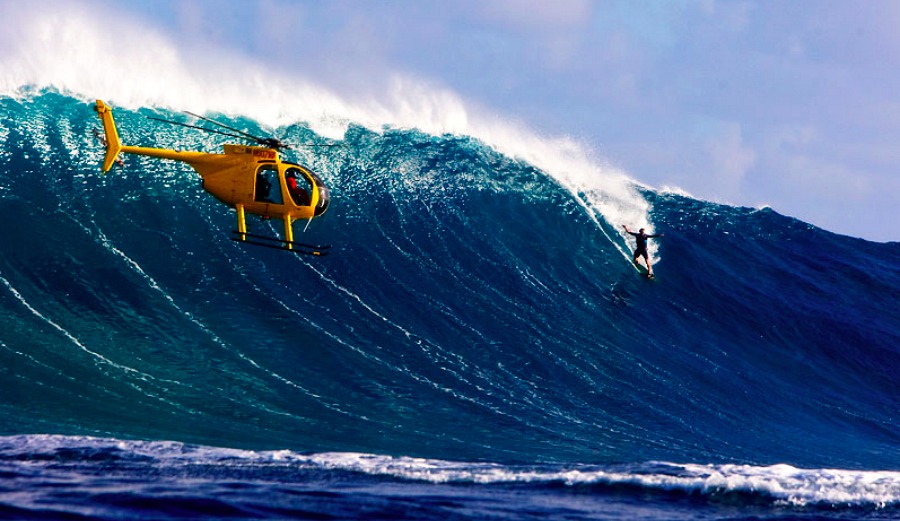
[313,173,330,216]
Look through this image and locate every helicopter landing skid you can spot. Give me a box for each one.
[231,231,331,257]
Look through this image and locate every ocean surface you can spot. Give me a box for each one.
[0,91,898,520]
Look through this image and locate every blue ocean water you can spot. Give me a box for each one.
[0,91,898,519]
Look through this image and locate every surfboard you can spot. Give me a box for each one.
[634,262,655,280]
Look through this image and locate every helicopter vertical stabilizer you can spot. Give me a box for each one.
[94,100,123,172]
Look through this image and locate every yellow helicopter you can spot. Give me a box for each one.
[93,100,331,255]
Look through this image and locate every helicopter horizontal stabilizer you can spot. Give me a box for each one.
[94,100,123,172]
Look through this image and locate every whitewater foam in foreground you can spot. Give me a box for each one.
[312,453,900,509]
[2,435,898,513]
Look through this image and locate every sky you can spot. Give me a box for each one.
[4,0,900,241]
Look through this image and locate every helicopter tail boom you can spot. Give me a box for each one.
[94,100,123,172]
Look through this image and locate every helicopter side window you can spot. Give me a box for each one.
[285,167,312,206]
[254,165,282,204]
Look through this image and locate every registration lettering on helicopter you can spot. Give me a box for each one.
[224,145,277,160]
[252,148,277,159]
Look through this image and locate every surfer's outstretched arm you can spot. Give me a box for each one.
[622,225,638,237]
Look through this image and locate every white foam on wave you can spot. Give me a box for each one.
[3,435,897,509]
[301,453,900,508]
[672,463,900,508]
[0,1,657,259]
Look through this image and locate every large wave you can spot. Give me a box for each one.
[1,91,899,474]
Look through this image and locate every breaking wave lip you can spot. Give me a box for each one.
[0,0,658,255]
[4,435,898,510]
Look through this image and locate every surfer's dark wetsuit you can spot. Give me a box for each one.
[630,232,652,257]
[622,225,663,273]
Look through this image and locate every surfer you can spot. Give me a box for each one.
[622,225,663,276]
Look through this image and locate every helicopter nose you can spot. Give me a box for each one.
[315,186,331,216]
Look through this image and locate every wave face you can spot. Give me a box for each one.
[1,91,899,483]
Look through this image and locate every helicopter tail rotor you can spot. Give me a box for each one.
[94,100,124,172]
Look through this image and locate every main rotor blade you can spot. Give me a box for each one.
[146,116,249,141]
[184,111,296,150]
[153,112,341,150]
[184,110,264,142]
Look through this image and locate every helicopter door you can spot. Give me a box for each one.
[254,164,283,204]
